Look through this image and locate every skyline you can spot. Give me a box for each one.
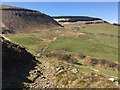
[2,2,118,23]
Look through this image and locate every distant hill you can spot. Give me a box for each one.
[53,16,107,24]
[1,4,61,34]
[113,23,120,26]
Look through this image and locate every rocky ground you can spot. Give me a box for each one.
[29,58,56,88]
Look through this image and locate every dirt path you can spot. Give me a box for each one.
[30,58,56,88]
[29,37,58,88]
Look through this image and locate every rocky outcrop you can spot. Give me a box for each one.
[113,23,120,26]
[1,23,14,34]
[53,16,102,22]
[53,16,108,25]
[1,4,61,33]
[2,37,41,89]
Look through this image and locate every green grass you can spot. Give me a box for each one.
[48,35,118,62]
[5,29,59,55]
[6,24,118,62]
[6,34,46,55]
[7,34,37,45]
[74,64,118,78]
[80,23,118,36]
[94,67,118,78]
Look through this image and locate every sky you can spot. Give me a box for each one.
[2,2,118,23]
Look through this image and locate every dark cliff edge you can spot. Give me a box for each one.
[53,16,103,22]
[1,37,40,89]
[1,4,62,34]
[113,23,120,26]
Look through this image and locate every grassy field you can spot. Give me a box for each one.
[48,35,118,62]
[5,29,57,55]
[79,24,118,36]
[5,23,118,76]
[6,23,118,63]
[6,34,43,55]
[6,23,118,62]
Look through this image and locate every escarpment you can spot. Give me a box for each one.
[1,4,61,34]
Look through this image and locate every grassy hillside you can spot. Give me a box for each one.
[5,23,119,88]
[6,29,58,55]
[79,24,118,36]
[48,24,118,62]
[48,35,118,62]
[6,23,118,64]
[7,34,45,55]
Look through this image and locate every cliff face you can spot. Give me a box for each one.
[2,37,40,89]
[53,16,102,22]
[1,4,61,33]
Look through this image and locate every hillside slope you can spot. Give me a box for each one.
[2,37,41,89]
[1,4,61,33]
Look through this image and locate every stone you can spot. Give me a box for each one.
[56,66,64,72]
[108,78,116,82]
[71,68,78,74]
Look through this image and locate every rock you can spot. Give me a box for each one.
[71,68,78,74]
[55,66,65,76]
[92,68,99,72]
[55,69,65,76]
[41,76,46,79]
[56,66,64,72]
[108,78,116,82]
